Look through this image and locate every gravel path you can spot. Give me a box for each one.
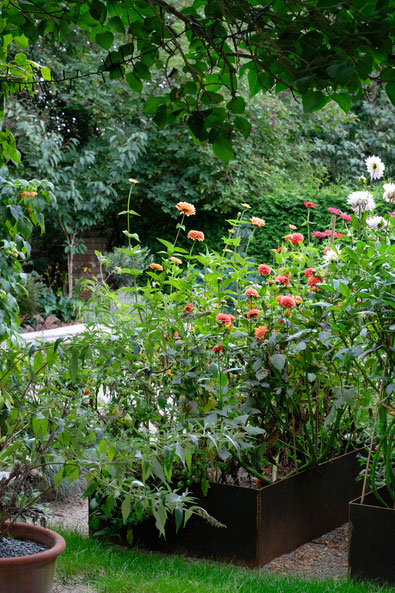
[265,524,348,579]
[48,497,350,591]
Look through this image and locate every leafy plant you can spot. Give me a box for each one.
[102,246,153,288]
[16,271,46,317]
[39,290,83,323]
[0,169,53,341]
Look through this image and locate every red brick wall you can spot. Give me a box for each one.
[73,234,107,297]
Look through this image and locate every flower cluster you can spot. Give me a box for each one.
[275,273,290,287]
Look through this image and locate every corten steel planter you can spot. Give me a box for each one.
[348,487,395,585]
[92,448,363,566]
[0,522,66,593]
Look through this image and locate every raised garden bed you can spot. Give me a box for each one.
[92,448,364,566]
[348,486,395,585]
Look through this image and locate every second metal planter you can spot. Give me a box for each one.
[348,486,395,585]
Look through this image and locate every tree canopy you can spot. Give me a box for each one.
[1,0,394,164]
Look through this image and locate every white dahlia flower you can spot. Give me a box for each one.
[323,248,341,265]
[366,216,388,230]
[365,155,385,180]
[347,191,375,213]
[383,183,395,203]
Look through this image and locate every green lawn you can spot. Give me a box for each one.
[55,530,392,593]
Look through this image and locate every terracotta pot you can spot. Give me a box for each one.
[0,522,66,593]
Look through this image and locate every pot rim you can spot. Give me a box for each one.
[0,521,66,566]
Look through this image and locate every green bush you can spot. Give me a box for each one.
[103,246,153,288]
[39,290,83,322]
[16,271,46,317]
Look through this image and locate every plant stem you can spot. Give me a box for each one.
[360,353,388,504]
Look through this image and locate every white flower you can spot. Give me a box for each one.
[383,183,395,203]
[365,155,385,180]
[366,216,388,230]
[323,248,341,265]
[347,191,375,213]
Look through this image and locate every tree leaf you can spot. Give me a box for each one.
[212,136,233,164]
[125,72,142,94]
[41,67,51,81]
[121,496,132,523]
[302,90,329,113]
[332,93,351,114]
[270,353,286,371]
[96,32,114,50]
[69,348,79,381]
[386,82,395,106]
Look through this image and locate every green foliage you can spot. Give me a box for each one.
[39,290,83,322]
[0,169,53,340]
[8,30,393,278]
[102,246,153,288]
[0,1,394,164]
[307,92,395,182]
[16,271,46,317]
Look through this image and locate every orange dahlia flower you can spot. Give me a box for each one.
[187,230,205,241]
[279,295,295,308]
[150,263,163,271]
[258,264,271,276]
[247,309,260,319]
[169,256,182,265]
[251,217,265,227]
[176,202,196,216]
[244,287,259,298]
[212,344,224,353]
[255,325,268,340]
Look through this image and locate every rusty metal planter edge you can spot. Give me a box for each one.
[92,447,364,567]
[348,486,395,585]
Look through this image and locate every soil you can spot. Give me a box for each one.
[52,584,93,593]
[20,314,75,333]
[48,496,350,592]
[48,497,89,537]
